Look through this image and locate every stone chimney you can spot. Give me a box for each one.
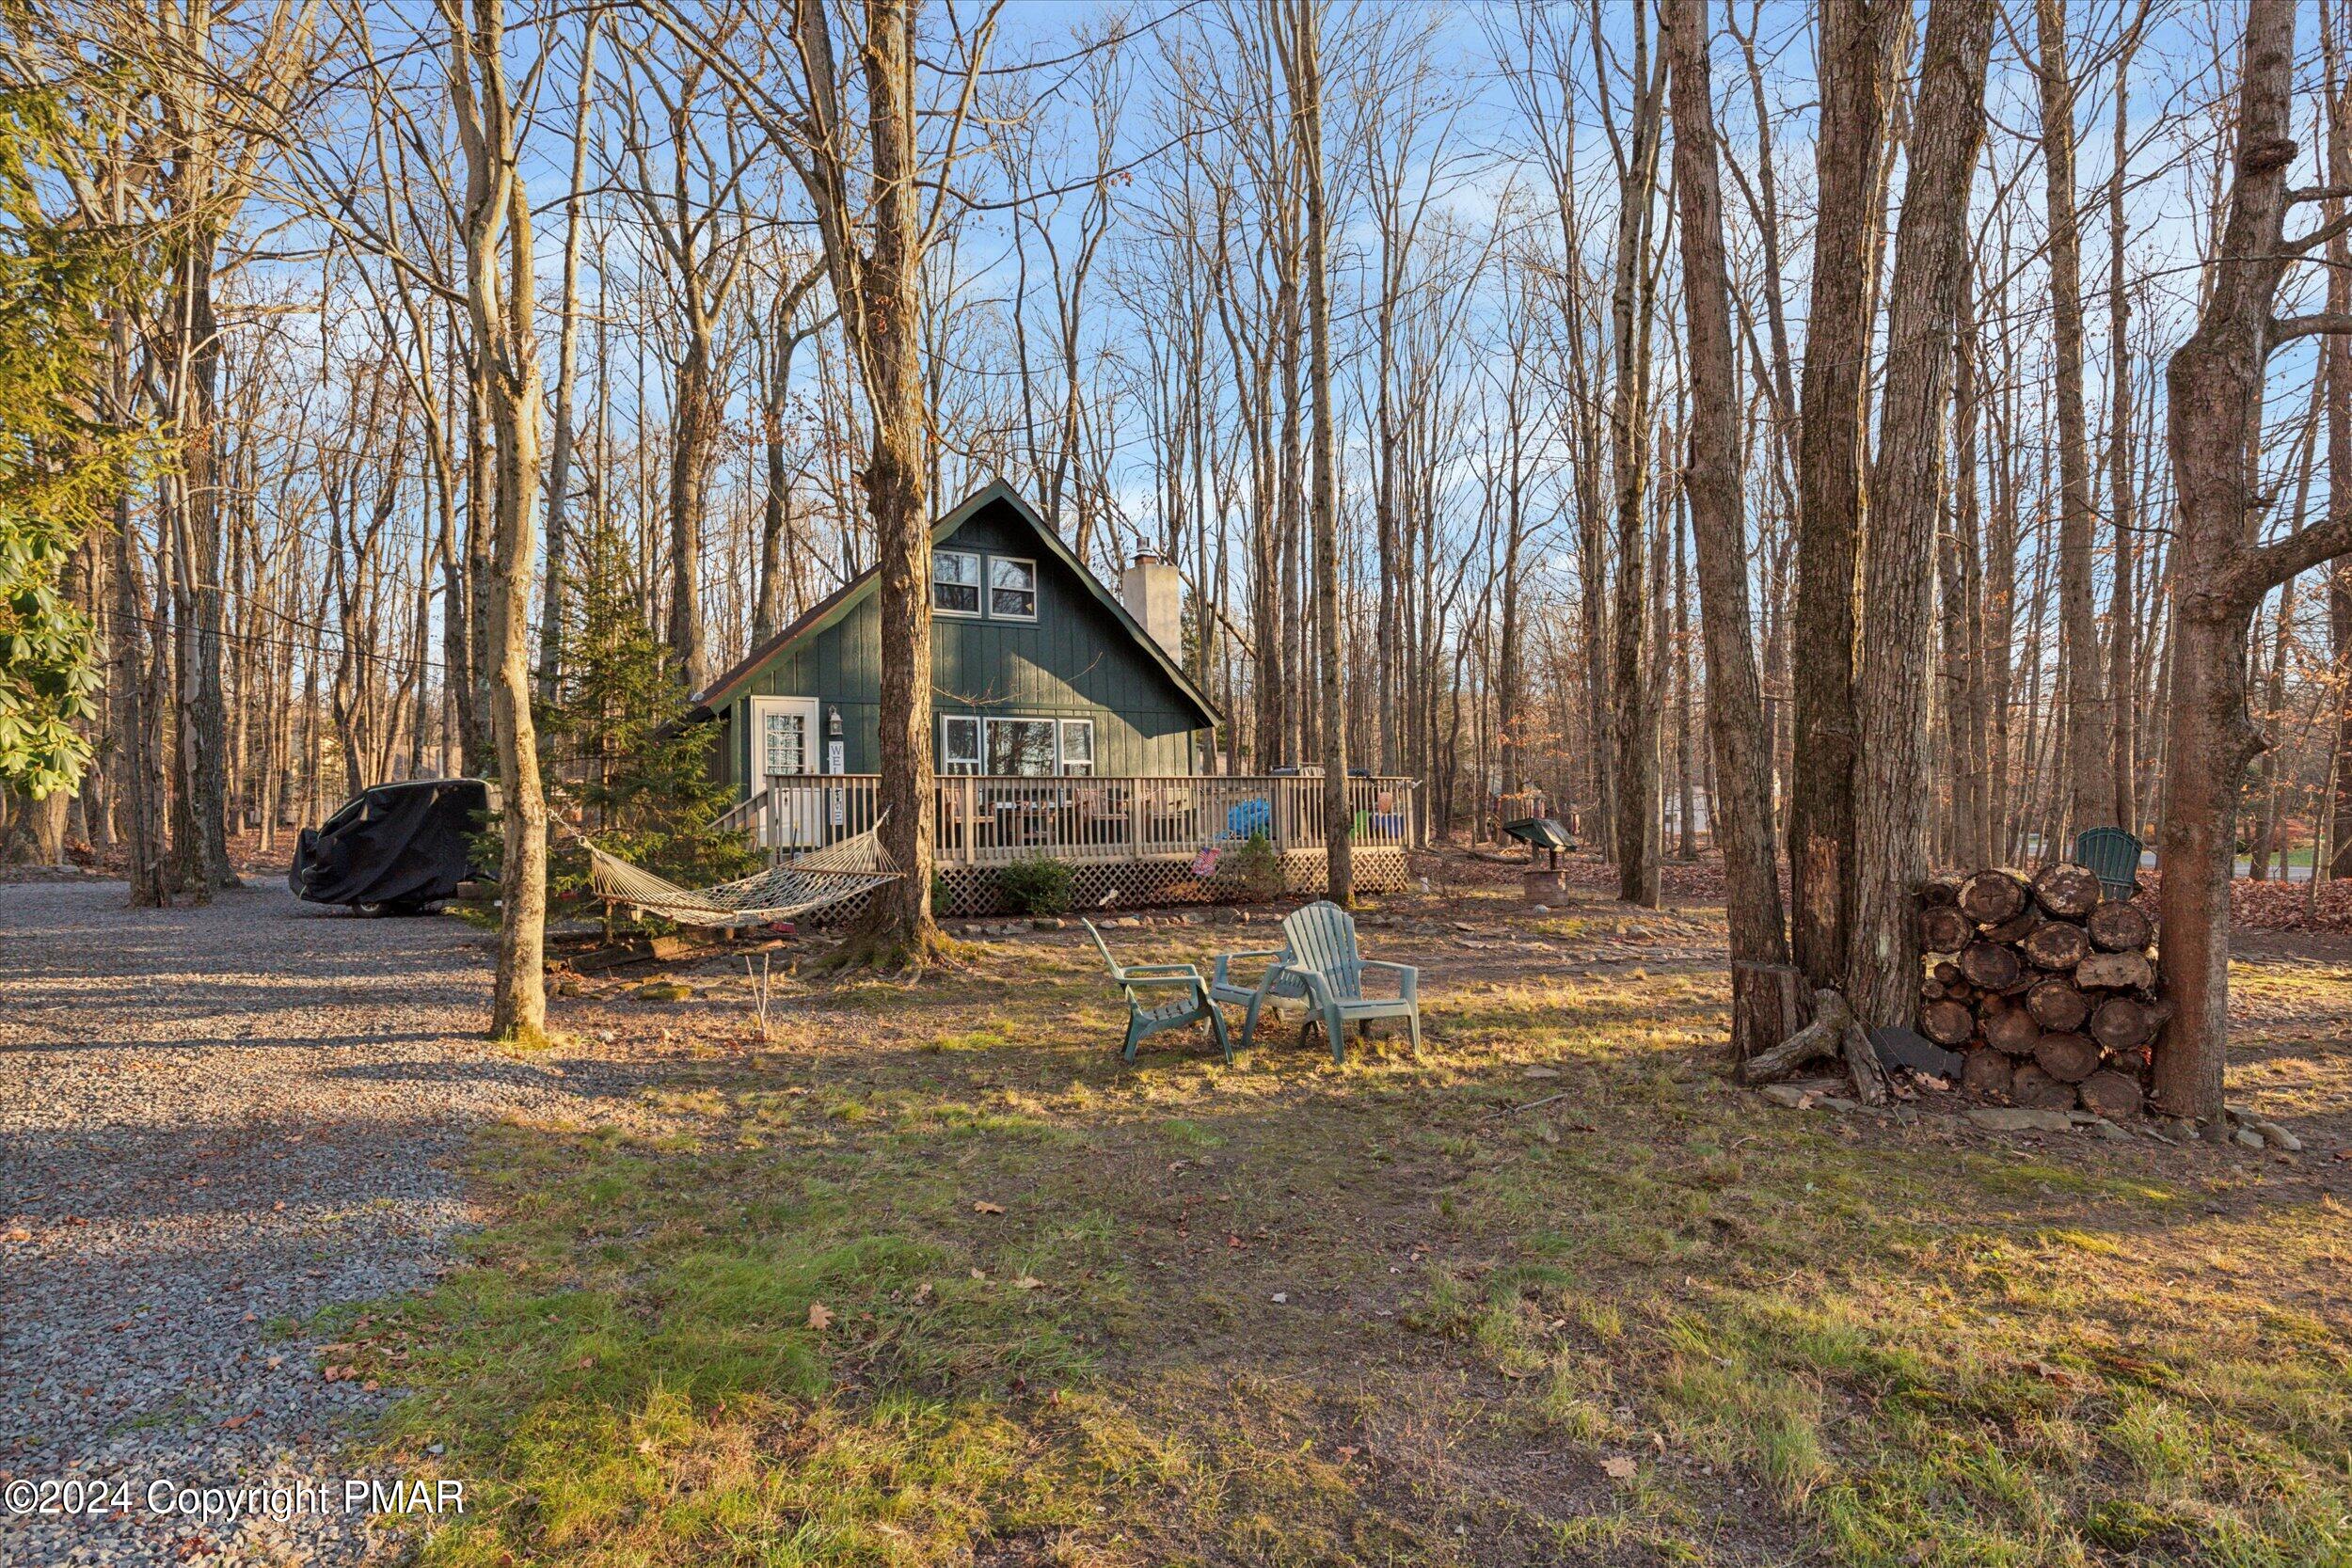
[1120,551,1183,661]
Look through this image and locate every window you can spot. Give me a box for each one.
[986,717,1057,776]
[1058,719,1094,776]
[938,715,981,775]
[762,708,807,776]
[932,549,980,615]
[989,556,1037,619]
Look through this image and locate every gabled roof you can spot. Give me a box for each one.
[689,480,1221,725]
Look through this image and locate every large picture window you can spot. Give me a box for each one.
[938,715,982,775]
[989,556,1037,619]
[986,717,1057,776]
[932,549,980,615]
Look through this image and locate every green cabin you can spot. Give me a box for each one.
[690,482,1218,798]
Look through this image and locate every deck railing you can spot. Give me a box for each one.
[734,773,1420,866]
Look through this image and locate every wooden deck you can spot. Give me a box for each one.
[715,773,1418,917]
[719,773,1419,865]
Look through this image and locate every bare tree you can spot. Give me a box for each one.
[1846,0,1994,1028]
[444,0,550,1043]
[1789,0,1902,987]
[1663,0,1791,1059]
[2153,0,2352,1124]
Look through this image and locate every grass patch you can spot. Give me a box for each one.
[358,915,2352,1566]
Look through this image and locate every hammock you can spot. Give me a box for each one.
[584,816,901,928]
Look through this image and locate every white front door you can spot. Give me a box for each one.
[750,696,823,848]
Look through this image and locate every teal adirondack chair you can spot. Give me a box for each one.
[1209,943,1311,1053]
[1085,919,1232,1064]
[2073,827,2144,902]
[1222,901,1421,1065]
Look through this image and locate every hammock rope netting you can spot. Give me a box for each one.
[584,818,900,927]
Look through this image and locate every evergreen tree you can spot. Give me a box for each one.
[537,515,756,922]
[0,84,142,799]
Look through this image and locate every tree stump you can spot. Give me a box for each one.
[1731,961,1809,1073]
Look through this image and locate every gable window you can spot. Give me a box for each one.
[986,717,1057,776]
[932,549,980,615]
[938,715,981,775]
[1058,719,1094,776]
[989,556,1038,620]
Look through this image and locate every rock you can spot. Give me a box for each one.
[2091,1117,2133,1142]
[2239,1115,2302,1152]
[2233,1126,2264,1149]
[1108,917,1143,929]
[1964,1105,2077,1133]
[1760,1085,1811,1109]
[633,981,692,1003]
[1030,916,1066,931]
[1530,904,1550,914]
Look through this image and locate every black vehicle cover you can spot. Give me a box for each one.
[288,778,489,909]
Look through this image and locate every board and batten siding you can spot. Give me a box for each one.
[723,504,1204,785]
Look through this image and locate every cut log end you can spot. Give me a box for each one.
[2078,1069,2144,1120]
[2025,976,2091,1033]
[2032,862,2104,919]
[2010,1063,2079,1111]
[2086,901,2155,953]
[1959,868,2031,926]
[2032,1032,2101,1084]
[1918,997,1976,1047]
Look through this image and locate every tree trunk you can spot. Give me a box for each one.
[2106,25,2141,830]
[1664,0,1791,1062]
[2035,0,2114,835]
[1286,0,1350,904]
[2153,0,2352,1125]
[450,0,550,1044]
[1846,0,1994,1027]
[2327,12,2352,879]
[536,9,600,705]
[1610,14,1665,908]
[1790,0,1901,985]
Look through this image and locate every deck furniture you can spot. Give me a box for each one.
[1085,919,1232,1064]
[2072,827,2144,902]
[1217,900,1421,1064]
[1209,944,1311,1053]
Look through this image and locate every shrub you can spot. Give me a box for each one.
[995,854,1074,915]
[1212,830,1283,903]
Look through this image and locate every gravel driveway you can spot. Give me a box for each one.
[0,881,593,1566]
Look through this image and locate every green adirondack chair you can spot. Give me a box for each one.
[2072,827,2144,902]
[1256,900,1421,1064]
[1209,942,1311,1053]
[1085,919,1232,1064]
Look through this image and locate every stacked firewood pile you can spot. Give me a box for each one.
[1915,863,2164,1119]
